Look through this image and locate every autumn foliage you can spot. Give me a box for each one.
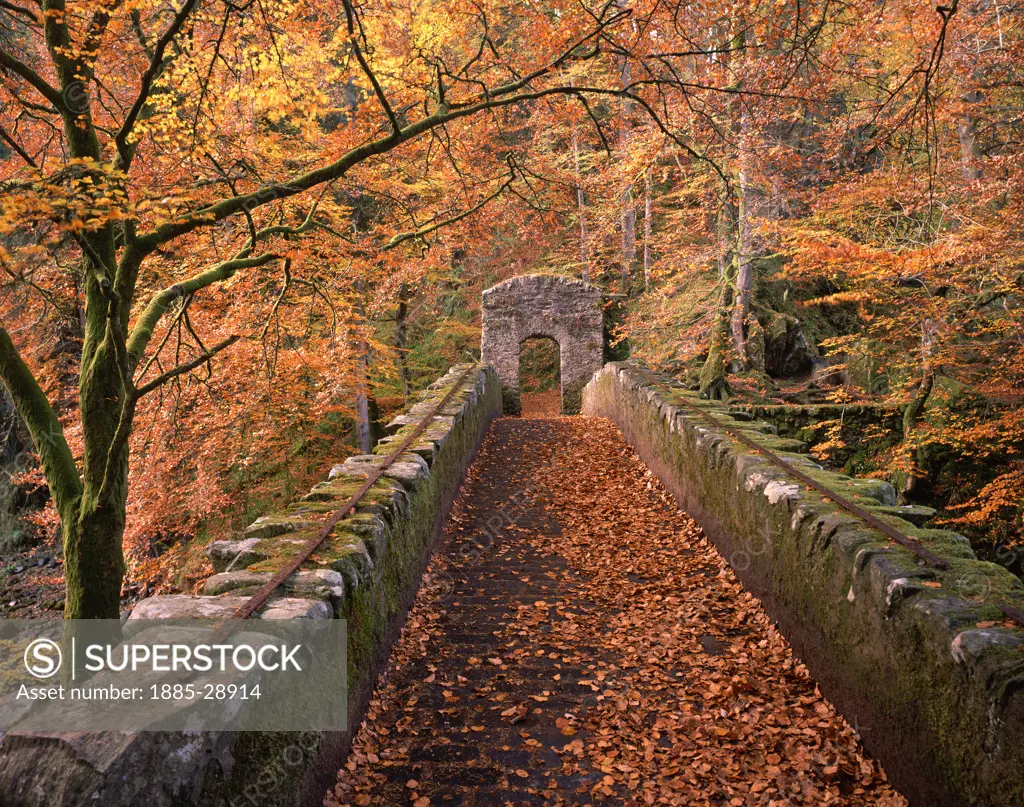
[0,0,1022,609]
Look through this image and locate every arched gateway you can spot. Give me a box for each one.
[481,274,605,415]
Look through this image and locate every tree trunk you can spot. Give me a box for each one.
[355,364,371,453]
[700,308,733,400]
[700,270,734,400]
[700,165,739,397]
[63,502,127,618]
[621,188,636,293]
[958,91,984,181]
[900,318,939,496]
[571,124,590,281]
[354,283,372,454]
[730,184,754,366]
[618,41,635,294]
[643,167,653,290]
[395,283,410,398]
[956,0,985,183]
[730,31,755,367]
[902,373,934,440]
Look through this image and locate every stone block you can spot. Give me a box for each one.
[204,569,345,612]
[128,594,331,620]
[244,514,318,540]
[207,537,267,573]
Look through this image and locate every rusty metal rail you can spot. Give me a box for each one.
[232,363,479,620]
[673,394,1024,628]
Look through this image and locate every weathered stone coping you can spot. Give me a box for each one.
[582,361,1024,807]
[729,401,905,460]
[0,364,502,807]
[734,402,896,416]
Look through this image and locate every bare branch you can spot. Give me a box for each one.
[574,92,611,156]
[260,258,292,341]
[135,335,240,398]
[383,165,516,250]
[0,124,38,167]
[114,0,199,171]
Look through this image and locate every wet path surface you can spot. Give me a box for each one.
[327,417,905,807]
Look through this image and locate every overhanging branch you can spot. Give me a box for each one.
[135,335,240,397]
[126,252,278,366]
[0,325,82,516]
[130,9,631,252]
[383,166,516,251]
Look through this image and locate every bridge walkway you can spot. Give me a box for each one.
[326,416,905,807]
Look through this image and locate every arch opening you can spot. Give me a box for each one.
[518,336,561,417]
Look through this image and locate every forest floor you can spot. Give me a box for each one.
[326,416,907,807]
[0,536,64,619]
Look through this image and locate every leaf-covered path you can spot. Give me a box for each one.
[326,416,906,807]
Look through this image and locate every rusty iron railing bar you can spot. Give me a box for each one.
[231,363,479,620]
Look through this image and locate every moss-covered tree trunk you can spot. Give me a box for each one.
[700,307,733,400]
[701,175,738,401]
[64,501,127,618]
[0,307,130,619]
[899,317,939,497]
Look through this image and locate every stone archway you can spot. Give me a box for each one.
[481,274,605,414]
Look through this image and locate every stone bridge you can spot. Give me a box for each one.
[2,280,1023,807]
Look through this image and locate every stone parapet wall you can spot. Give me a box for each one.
[733,402,902,441]
[730,402,905,474]
[583,361,1024,807]
[0,364,502,807]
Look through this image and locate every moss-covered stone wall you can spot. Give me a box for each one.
[733,402,904,477]
[583,361,1024,807]
[0,365,502,807]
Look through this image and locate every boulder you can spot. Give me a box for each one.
[764,313,814,378]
